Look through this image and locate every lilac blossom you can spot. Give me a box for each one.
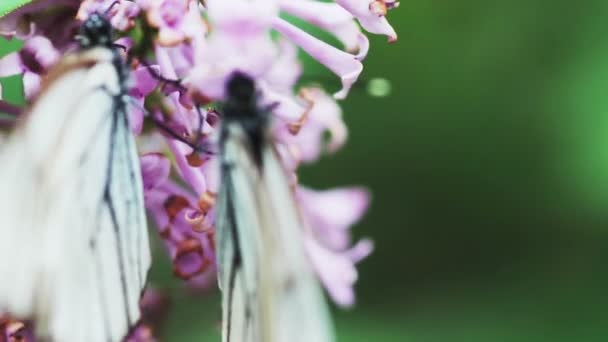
[125,288,171,342]
[77,0,140,31]
[0,36,59,99]
[0,315,35,342]
[0,288,170,341]
[0,0,398,310]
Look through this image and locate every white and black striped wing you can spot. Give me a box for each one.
[217,123,334,342]
[0,48,151,342]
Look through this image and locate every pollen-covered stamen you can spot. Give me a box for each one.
[198,191,216,213]
[369,0,400,16]
[184,208,213,233]
[184,208,204,224]
[173,238,211,280]
[369,1,387,17]
[287,88,315,135]
[185,150,209,167]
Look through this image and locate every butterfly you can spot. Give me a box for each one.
[0,12,150,342]
[216,72,335,342]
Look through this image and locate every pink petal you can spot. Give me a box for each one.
[336,0,397,42]
[299,186,370,229]
[259,81,308,123]
[77,0,139,30]
[274,142,301,173]
[158,28,186,47]
[305,88,348,154]
[140,153,171,191]
[272,18,363,100]
[332,21,367,54]
[305,236,357,307]
[129,100,145,134]
[186,266,218,291]
[286,125,324,162]
[22,72,41,100]
[132,66,160,97]
[0,53,24,77]
[279,0,364,52]
[263,39,302,93]
[173,238,208,280]
[279,0,353,31]
[206,0,278,33]
[347,238,374,263]
[137,132,168,154]
[200,157,220,194]
[187,0,279,99]
[165,44,195,78]
[145,180,197,229]
[110,1,141,30]
[168,138,208,195]
[188,32,277,100]
[22,36,59,70]
[180,1,208,40]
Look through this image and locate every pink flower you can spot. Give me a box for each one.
[77,0,141,31]
[298,187,370,250]
[263,39,302,93]
[306,236,373,307]
[274,87,348,163]
[0,36,59,99]
[186,0,279,99]
[272,17,367,99]
[123,287,172,341]
[0,315,35,342]
[298,186,373,306]
[129,65,160,134]
[141,153,217,285]
[138,0,206,46]
[336,0,398,42]
[278,0,366,53]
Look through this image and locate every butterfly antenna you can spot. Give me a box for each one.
[105,1,121,16]
[112,43,128,52]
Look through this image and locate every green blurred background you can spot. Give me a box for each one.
[3,1,608,340]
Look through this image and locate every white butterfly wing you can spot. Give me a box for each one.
[0,48,151,342]
[217,123,334,342]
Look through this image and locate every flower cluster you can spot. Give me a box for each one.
[0,288,169,342]
[0,315,35,342]
[0,0,397,307]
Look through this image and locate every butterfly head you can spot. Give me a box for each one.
[223,71,261,121]
[78,13,114,49]
[222,72,269,167]
[226,72,256,107]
